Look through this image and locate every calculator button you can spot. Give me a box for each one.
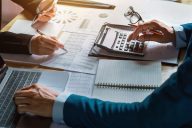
[130,42,134,48]
[135,42,140,49]
[122,40,125,43]
[119,47,123,50]
[120,44,124,47]
[139,43,144,48]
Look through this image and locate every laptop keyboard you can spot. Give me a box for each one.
[0,70,41,128]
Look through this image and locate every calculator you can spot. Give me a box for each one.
[95,23,146,56]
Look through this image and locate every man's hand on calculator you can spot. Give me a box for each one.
[128,20,175,43]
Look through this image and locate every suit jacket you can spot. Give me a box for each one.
[11,0,42,15]
[0,32,33,54]
[63,23,192,128]
[0,0,42,54]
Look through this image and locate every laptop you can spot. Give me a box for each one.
[0,56,69,128]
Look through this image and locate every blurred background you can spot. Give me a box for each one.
[0,0,192,29]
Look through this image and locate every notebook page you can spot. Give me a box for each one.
[95,59,161,88]
[92,86,154,103]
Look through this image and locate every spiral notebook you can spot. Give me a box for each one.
[95,59,162,89]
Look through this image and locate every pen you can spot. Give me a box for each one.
[36,29,68,53]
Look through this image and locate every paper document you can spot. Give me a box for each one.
[107,0,192,26]
[9,20,63,37]
[64,72,95,97]
[3,19,99,74]
[43,32,99,74]
[51,5,113,34]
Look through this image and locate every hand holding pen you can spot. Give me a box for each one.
[127,20,175,43]
[30,32,67,55]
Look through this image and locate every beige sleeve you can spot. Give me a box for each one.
[11,0,42,15]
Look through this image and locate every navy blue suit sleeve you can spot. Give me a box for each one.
[0,32,32,54]
[63,26,192,128]
[181,23,192,44]
[64,59,192,128]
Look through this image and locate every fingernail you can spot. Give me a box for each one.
[60,44,64,48]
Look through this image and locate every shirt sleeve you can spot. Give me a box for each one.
[173,26,187,49]
[28,36,36,54]
[52,92,71,124]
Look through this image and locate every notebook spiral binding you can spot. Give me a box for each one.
[96,83,157,90]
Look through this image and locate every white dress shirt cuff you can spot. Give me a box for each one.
[52,92,71,124]
[173,26,187,49]
[29,36,35,54]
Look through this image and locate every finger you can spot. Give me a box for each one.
[137,34,164,42]
[15,90,36,97]
[131,21,163,40]
[15,97,31,105]
[40,42,59,51]
[42,11,56,17]
[17,105,31,114]
[127,33,134,42]
[37,5,56,22]
[129,24,138,30]
[20,85,34,90]
[50,36,64,48]
[37,15,52,22]
[21,84,40,90]
[130,22,153,40]
[37,48,55,55]
[41,36,64,49]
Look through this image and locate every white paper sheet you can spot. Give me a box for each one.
[107,0,192,26]
[42,32,99,74]
[64,72,95,97]
[9,20,63,37]
[52,5,113,34]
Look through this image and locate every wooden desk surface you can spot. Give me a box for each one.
[1,3,189,82]
[0,2,190,128]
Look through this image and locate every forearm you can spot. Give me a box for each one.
[181,23,192,43]
[174,23,192,49]
[64,94,143,128]
[63,69,192,128]
[0,32,33,54]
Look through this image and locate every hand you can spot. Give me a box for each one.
[31,35,64,55]
[36,0,57,23]
[127,20,176,43]
[14,84,59,118]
